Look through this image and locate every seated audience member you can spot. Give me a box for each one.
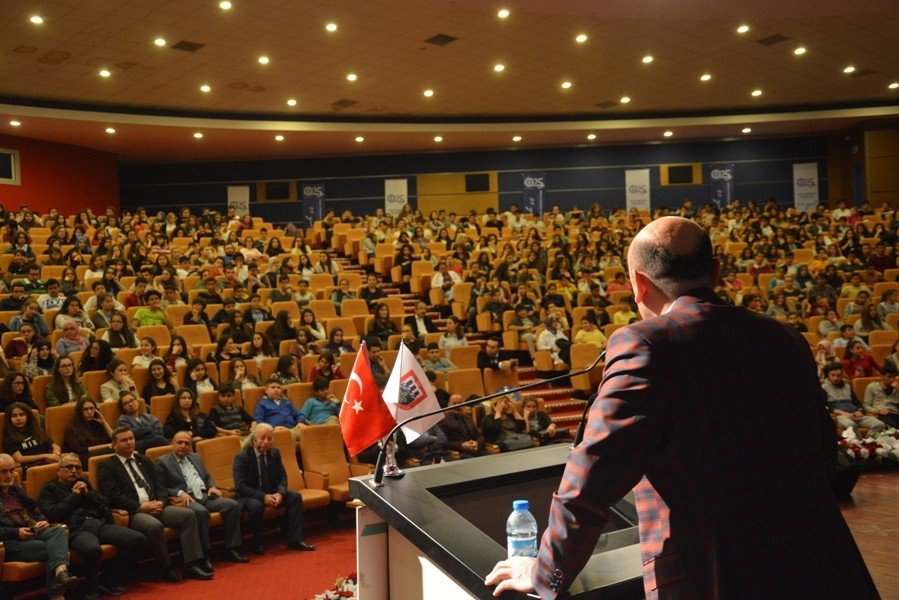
[842,290,871,318]
[404,301,438,340]
[45,355,87,406]
[154,431,249,565]
[399,424,450,465]
[242,294,272,325]
[0,371,37,411]
[438,394,488,458]
[207,335,243,366]
[537,314,571,365]
[115,394,169,453]
[88,292,125,329]
[131,337,159,369]
[359,273,385,307]
[3,402,60,478]
[24,340,56,380]
[477,336,516,372]
[0,453,79,600]
[226,357,262,392]
[0,282,28,312]
[123,278,149,308]
[508,303,538,357]
[183,297,214,339]
[10,299,51,338]
[266,310,297,349]
[426,370,451,408]
[270,353,302,385]
[253,378,307,441]
[832,324,870,350]
[294,280,316,309]
[64,398,113,468]
[185,358,219,396]
[97,426,212,582]
[79,340,115,375]
[164,335,192,373]
[785,312,808,332]
[323,327,354,357]
[55,296,94,331]
[421,343,457,372]
[100,359,139,403]
[39,453,147,599]
[300,377,341,425]
[368,303,399,343]
[482,289,512,330]
[209,383,255,436]
[431,261,462,301]
[439,315,469,352]
[821,363,886,435]
[55,321,90,358]
[209,298,235,328]
[4,322,39,361]
[397,324,423,354]
[862,365,899,428]
[132,290,173,329]
[164,388,217,441]
[233,423,315,555]
[855,305,891,339]
[814,339,837,380]
[366,337,389,377]
[522,398,570,444]
[142,358,178,400]
[330,278,356,315]
[818,309,843,338]
[843,340,880,380]
[289,328,319,360]
[481,395,533,451]
[101,312,139,349]
[574,315,608,350]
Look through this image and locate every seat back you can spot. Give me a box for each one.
[447,368,485,398]
[150,394,176,424]
[242,386,266,417]
[298,424,351,486]
[285,382,314,412]
[196,435,242,493]
[851,376,881,404]
[136,325,172,347]
[340,299,369,318]
[82,370,110,402]
[447,345,481,369]
[325,317,358,337]
[272,429,308,491]
[309,299,338,320]
[45,404,77,447]
[145,444,173,463]
[483,368,520,394]
[569,343,604,392]
[176,324,212,349]
[270,301,301,323]
[31,375,53,412]
[25,463,60,499]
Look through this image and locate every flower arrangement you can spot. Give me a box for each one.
[308,573,357,600]
[839,427,899,465]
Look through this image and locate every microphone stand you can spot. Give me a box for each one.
[371,351,605,487]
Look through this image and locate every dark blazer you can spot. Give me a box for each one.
[97,453,166,515]
[232,445,287,501]
[154,451,216,498]
[0,485,46,553]
[403,315,437,338]
[438,411,484,452]
[534,289,878,599]
[38,478,112,528]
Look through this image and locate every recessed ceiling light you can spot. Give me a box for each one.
[575,33,588,43]
[10,120,21,127]
[751,88,763,97]
[434,136,443,142]
[29,15,43,25]
[494,64,505,72]
[286,98,297,106]
[219,1,232,9]
[346,73,357,81]
[663,130,674,138]
[793,46,806,56]
[99,69,111,78]
[737,24,750,34]
[258,56,269,65]
[843,65,855,74]
[741,127,752,134]
[200,84,211,93]
[512,135,522,142]
[642,55,654,64]
[587,133,596,140]
[889,82,899,90]
[497,8,510,19]
[423,89,434,97]
[561,81,572,89]
[355,136,364,142]
[619,96,631,104]
[275,135,284,141]
[700,73,712,82]
[325,22,337,32]
[154,38,167,47]
[193,132,204,139]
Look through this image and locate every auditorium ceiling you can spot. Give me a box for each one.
[0,0,897,161]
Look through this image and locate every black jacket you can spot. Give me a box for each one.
[403,315,437,338]
[38,478,112,530]
[233,446,288,500]
[97,453,167,515]
[0,485,46,553]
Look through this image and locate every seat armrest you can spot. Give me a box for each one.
[303,470,330,491]
[485,443,502,454]
[348,463,373,477]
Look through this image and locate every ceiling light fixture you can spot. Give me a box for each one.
[219,1,232,10]
[494,64,505,72]
[619,96,631,103]
[325,23,337,32]
[742,127,752,134]
[154,38,167,47]
[642,55,653,64]
[843,65,855,74]
[587,133,597,140]
[200,84,211,93]
[575,33,588,43]
[497,8,510,19]
[193,132,204,139]
[105,127,116,134]
[286,98,297,106]
[29,15,43,25]
[355,136,364,142]
[889,82,899,90]
[275,135,284,141]
[751,88,762,97]
[10,121,21,127]
[700,73,712,81]
[434,136,443,142]
[737,24,750,34]
[99,69,111,78]
[561,81,572,89]
[346,73,357,81]
[663,130,674,137]
[258,56,269,65]
[793,46,806,55]
[423,89,434,97]
[512,135,522,142]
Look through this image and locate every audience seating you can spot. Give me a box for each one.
[299,424,372,503]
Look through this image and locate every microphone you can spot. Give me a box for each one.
[372,350,605,486]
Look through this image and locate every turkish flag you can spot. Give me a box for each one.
[339,342,396,456]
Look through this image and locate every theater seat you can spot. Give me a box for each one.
[272,429,330,511]
[299,424,372,503]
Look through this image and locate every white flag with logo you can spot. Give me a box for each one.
[382,342,443,442]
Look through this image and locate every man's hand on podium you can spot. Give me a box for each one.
[485,556,536,596]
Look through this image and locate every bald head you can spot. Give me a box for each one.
[628,217,714,296]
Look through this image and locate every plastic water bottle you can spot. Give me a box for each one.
[506,500,538,558]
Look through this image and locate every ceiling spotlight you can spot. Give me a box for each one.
[561,81,572,89]
[494,64,505,72]
[193,132,204,139]
[423,89,434,97]
[793,46,806,55]
[889,82,899,90]
[29,15,43,25]
[620,96,631,104]
[663,130,674,137]
[10,120,21,127]
[497,8,510,19]
[575,33,588,43]
[219,1,232,9]
[587,133,597,140]
[512,135,522,142]
[355,136,364,142]
[751,88,762,97]
[200,84,211,93]
[434,136,443,142]
[154,38,167,47]
[741,127,752,134]
[286,98,297,106]
[346,73,357,81]
[105,127,116,134]
[642,55,654,64]
[258,56,269,65]
[843,65,855,74]
[700,73,712,81]
[737,24,750,34]
[99,69,111,78]
[325,23,337,32]
[275,135,284,141]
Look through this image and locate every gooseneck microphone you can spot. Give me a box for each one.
[371,351,605,486]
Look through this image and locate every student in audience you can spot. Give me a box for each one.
[266,310,297,349]
[88,292,122,329]
[366,337,389,377]
[323,327,354,357]
[164,388,217,441]
[55,296,94,331]
[227,357,262,391]
[330,278,356,315]
[508,303,538,357]
[10,299,51,338]
[271,354,302,385]
[53,321,90,359]
[818,309,844,338]
[843,340,880,380]
[207,335,243,366]
[821,363,886,435]
[223,309,254,344]
[0,282,27,312]
[421,342,457,372]
[114,394,169,453]
[183,297,214,339]
[300,377,341,425]
[360,273,385,307]
[481,395,533,451]
[439,315,469,352]
[209,383,254,436]
[862,365,899,428]
[368,302,398,343]
[142,358,178,401]
[132,289,173,329]
[3,402,60,477]
[833,324,869,350]
[100,359,139,403]
[4,322,38,360]
[131,336,159,369]
[856,304,891,339]
[164,335,192,373]
[300,308,326,341]
[574,315,608,350]
[537,314,571,365]
[253,378,307,441]
[242,293,272,326]
[45,355,87,406]
[522,398,570,445]
[79,340,115,375]
[185,358,218,397]
[102,312,139,349]
[482,288,512,330]
[24,340,57,380]
[289,327,318,360]
[398,324,423,354]
[63,398,113,468]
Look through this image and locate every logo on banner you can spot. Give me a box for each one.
[523,176,545,189]
[397,371,428,409]
[386,194,406,204]
[628,185,648,194]
[796,178,816,187]
[302,185,324,198]
[710,169,733,181]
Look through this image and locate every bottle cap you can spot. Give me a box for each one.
[512,500,529,511]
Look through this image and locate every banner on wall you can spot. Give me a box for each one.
[625,168,651,211]
[793,162,819,213]
[521,172,546,215]
[301,182,325,228]
[385,179,408,217]
[709,164,735,209]
[226,185,250,216]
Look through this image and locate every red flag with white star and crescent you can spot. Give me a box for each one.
[339,342,396,456]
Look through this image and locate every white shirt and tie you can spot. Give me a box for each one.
[117,454,151,504]
[176,454,206,499]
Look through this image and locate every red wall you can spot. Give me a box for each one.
[0,134,119,217]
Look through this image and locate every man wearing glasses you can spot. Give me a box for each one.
[39,453,147,599]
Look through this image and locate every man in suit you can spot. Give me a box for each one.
[154,431,249,566]
[39,453,147,600]
[97,426,213,582]
[487,217,878,599]
[232,423,315,555]
[403,300,438,340]
[438,394,488,458]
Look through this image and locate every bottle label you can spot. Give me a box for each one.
[507,536,537,558]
